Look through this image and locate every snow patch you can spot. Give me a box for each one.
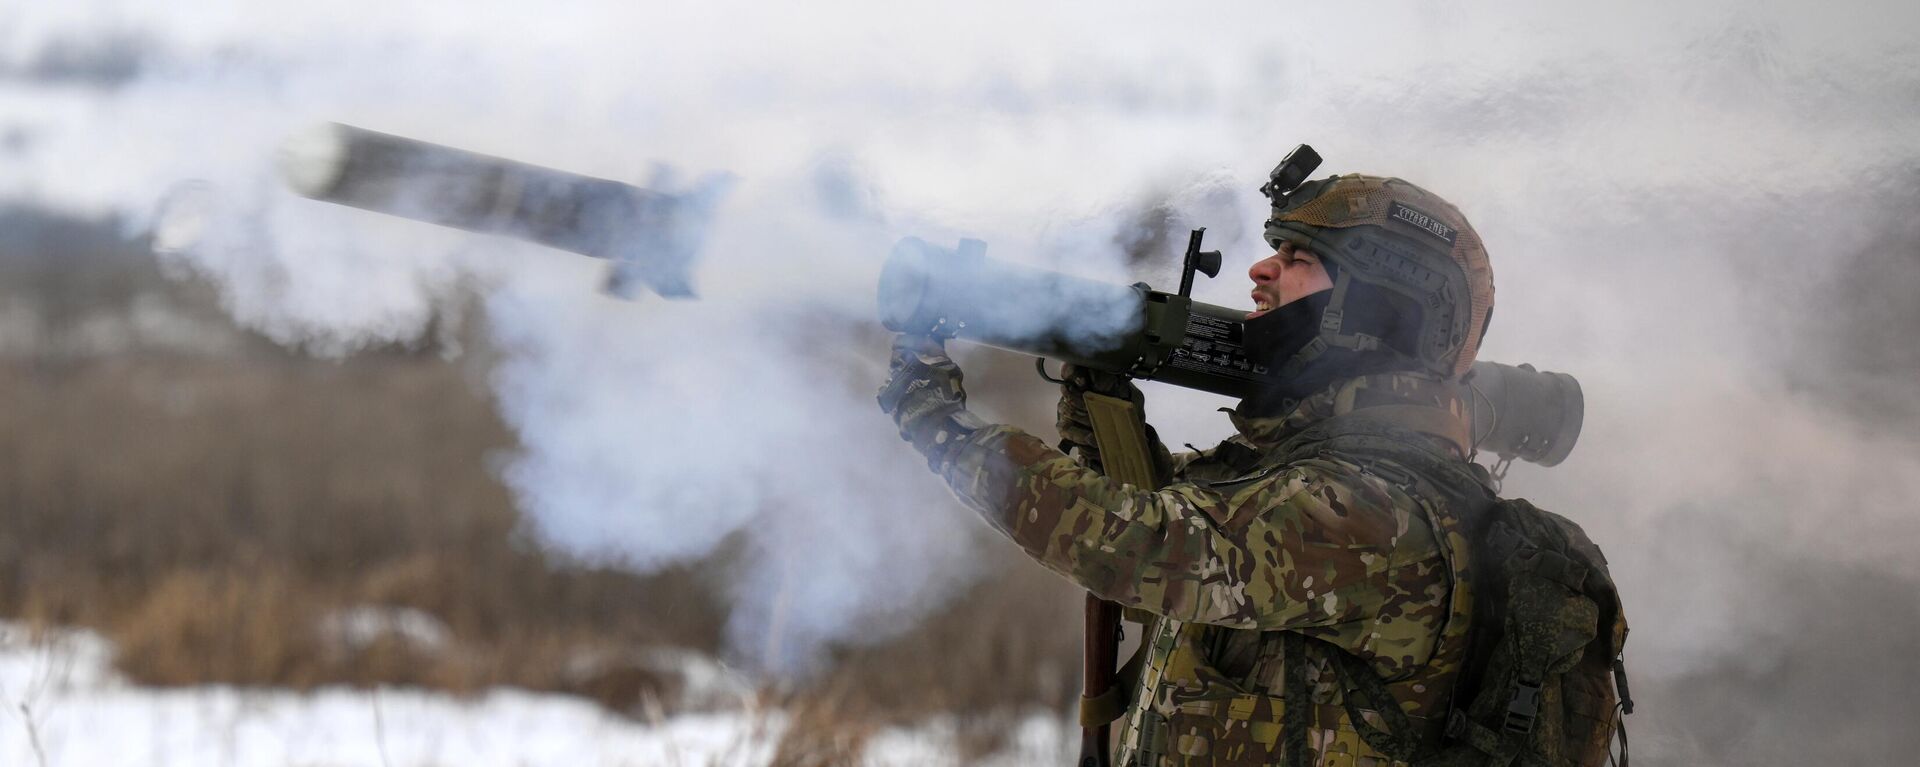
[0,622,1073,766]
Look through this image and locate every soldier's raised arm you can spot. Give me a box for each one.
[879,337,1437,630]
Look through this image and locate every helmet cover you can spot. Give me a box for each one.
[1263,174,1494,377]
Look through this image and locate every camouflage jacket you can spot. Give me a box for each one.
[933,372,1481,766]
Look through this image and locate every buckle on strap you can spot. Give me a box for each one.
[1503,680,1543,734]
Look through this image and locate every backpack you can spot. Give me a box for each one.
[1282,418,1634,767]
[1417,497,1633,767]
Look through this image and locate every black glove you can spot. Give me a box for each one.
[1054,363,1145,454]
[878,335,985,470]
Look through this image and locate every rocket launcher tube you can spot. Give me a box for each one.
[878,236,1325,400]
[877,237,1585,467]
[878,237,1157,373]
[280,122,718,298]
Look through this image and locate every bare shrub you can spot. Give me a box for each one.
[0,357,724,696]
[769,680,879,767]
[110,567,330,687]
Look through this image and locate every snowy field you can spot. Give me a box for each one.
[0,623,1073,767]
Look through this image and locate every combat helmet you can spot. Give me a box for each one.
[1258,147,1495,381]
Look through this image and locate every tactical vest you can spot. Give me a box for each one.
[1111,415,1630,767]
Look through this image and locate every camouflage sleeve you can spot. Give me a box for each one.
[939,424,1440,631]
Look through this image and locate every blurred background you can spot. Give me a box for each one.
[2,1,1919,765]
[0,198,1090,765]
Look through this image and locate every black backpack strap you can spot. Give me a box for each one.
[1611,694,1631,767]
[1328,650,1426,763]
[1282,631,1311,767]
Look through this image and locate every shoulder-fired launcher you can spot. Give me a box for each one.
[877,236,1581,468]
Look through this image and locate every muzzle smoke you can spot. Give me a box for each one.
[4,1,1918,760]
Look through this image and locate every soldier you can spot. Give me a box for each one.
[879,173,1501,766]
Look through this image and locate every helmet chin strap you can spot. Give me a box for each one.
[1272,270,1388,382]
[1311,270,1385,357]
[1240,270,1415,416]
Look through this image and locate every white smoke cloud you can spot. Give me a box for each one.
[6,0,1920,758]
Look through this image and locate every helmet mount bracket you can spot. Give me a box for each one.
[1259,144,1323,203]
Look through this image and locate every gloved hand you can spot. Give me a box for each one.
[878,334,985,470]
[1054,363,1145,453]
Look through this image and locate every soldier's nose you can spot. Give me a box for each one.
[1249,255,1280,284]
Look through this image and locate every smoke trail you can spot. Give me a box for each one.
[5,0,1920,758]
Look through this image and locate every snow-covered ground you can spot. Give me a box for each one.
[0,623,1073,766]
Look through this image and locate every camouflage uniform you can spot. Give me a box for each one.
[879,168,1514,765]
[931,372,1480,767]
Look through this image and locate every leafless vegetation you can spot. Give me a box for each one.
[0,354,1083,704]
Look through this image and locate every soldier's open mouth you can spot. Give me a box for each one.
[1247,292,1274,320]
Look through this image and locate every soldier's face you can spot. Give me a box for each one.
[1245,241,1334,320]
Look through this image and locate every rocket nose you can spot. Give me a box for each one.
[279,122,349,198]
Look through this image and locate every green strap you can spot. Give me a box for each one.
[1078,641,1149,727]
